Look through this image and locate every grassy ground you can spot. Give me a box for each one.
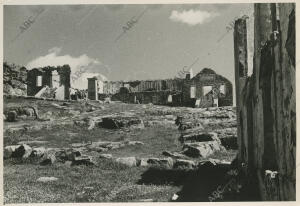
[4,159,179,203]
[3,97,237,203]
[4,124,183,203]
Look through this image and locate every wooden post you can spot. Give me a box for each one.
[233,18,248,166]
[273,3,296,200]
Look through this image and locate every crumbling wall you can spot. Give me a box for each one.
[112,90,178,105]
[27,65,71,100]
[103,79,184,94]
[183,68,233,107]
[234,3,295,200]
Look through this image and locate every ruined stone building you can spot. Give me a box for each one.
[182,68,233,107]
[88,68,233,108]
[27,65,71,100]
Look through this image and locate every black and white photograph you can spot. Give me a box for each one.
[2,1,296,204]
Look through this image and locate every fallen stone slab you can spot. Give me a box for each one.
[173,159,197,169]
[30,147,46,158]
[101,116,144,129]
[5,127,26,133]
[198,159,232,168]
[86,140,143,152]
[183,141,224,158]
[115,157,137,167]
[138,158,150,167]
[219,136,238,150]
[99,154,113,159]
[162,151,186,159]
[71,143,90,148]
[125,141,144,146]
[4,145,20,159]
[74,117,98,130]
[37,177,58,183]
[105,142,126,150]
[55,149,81,162]
[39,148,59,165]
[179,132,219,143]
[7,110,17,122]
[175,116,204,131]
[147,157,174,169]
[23,124,45,131]
[72,155,95,166]
[10,144,33,159]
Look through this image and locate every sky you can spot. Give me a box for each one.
[4,4,254,103]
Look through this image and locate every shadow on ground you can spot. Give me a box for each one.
[138,163,260,202]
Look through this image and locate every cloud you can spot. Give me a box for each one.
[26,47,110,89]
[169,9,219,26]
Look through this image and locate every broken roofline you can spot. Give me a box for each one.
[103,78,185,83]
[29,64,71,73]
[101,68,229,83]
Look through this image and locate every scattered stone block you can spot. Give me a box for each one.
[31,147,46,158]
[138,158,149,167]
[173,159,197,169]
[4,145,20,159]
[115,157,137,167]
[7,110,17,122]
[101,116,144,129]
[180,132,220,143]
[147,157,174,168]
[183,141,223,158]
[72,155,95,166]
[125,141,144,146]
[39,148,58,165]
[99,154,113,159]
[162,151,186,159]
[37,177,58,183]
[10,144,33,159]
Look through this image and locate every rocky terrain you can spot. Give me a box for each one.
[3,62,27,96]
[4,96,241,203]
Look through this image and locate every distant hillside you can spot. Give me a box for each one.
[3,62,27,96]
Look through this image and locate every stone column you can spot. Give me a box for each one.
[88,77,98,100]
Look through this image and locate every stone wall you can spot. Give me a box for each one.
[182,68,233,107]
[112,90,182,106]
[234,3,295,200]
[103,79,184,95]
[103,69,233,108]
[27,65,71,100]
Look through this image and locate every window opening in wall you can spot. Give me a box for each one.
[202,85,212,96]
[36,75,42,87]
[190,86,196,98]
[220,84,226,94]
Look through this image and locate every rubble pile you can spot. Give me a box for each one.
[4,144,96,166]
[175,106,237,150]
[3,62,27,96]
[4,106,39,122]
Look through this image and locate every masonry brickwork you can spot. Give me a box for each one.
[27,65,71,100]
[98,68,233,108]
